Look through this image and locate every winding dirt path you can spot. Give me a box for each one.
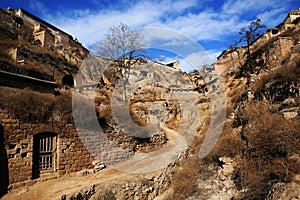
[2,169,123,200]
[2,91,201,200]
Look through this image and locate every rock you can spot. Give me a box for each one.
[281,107,299,119]
[66,185,96,200]
[294,175,300,183]
[219,157,233,163]
[217,157,234,181]
[92,159,101,166]
[283,111,298,119]
[76,168,95,176]
[17,189,29,195]
[92,160,105,172]
[217,167,227,181]
[94,163,105,171]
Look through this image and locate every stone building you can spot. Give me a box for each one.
[215,7,300,74]
[164,60,180,70]
[0,7,95,196]
[278,7,300,31]
[253,7,300,49]
[6,7,85,49]
[4,7,89,67]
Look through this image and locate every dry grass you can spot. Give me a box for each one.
[234,102,300,199]
[253,57,300,95]
[0,87,72,123]
[205,123,245,162]
[170,157,201,199]
[244,102,300,156]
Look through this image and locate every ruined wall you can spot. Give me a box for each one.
[0,109,94,190]
[0,9,14,30]
[277,36,294,58]
[0,8,88,67]
[34,29,55,47]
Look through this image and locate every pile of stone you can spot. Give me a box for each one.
[92,159,105,172]
[76,160,105,176]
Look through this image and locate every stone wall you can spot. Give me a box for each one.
[0,109,94,190]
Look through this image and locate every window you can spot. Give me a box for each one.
[38,135,54,170]
[33,133,57,178]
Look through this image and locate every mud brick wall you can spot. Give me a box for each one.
[0,109,94,189]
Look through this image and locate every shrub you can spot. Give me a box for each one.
[234,102,300,199]
[171,157,201,199]
[253,57,300,100]
[205,123,245,161]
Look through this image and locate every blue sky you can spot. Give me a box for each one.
[0,0,299,71]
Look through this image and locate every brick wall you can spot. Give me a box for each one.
[0,109,94,190]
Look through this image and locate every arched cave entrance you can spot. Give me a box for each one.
[62,74,74,87]
[32,132,57,179]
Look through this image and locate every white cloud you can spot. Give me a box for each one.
[47,0,199,47]
[29,1,49,18]
[257,7,288,27]
[159,50,218,72]
[42,0,297,72]
[222,0,280,15]
[169,0,198,13]
[155,10,244,41]
[48,1,272,48]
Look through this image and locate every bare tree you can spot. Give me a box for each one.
[96,23,147,101]
[238,18,266,71]
[232,19,266,101]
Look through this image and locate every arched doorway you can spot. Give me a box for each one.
[62,74,74,87]
[32,132,57,179]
